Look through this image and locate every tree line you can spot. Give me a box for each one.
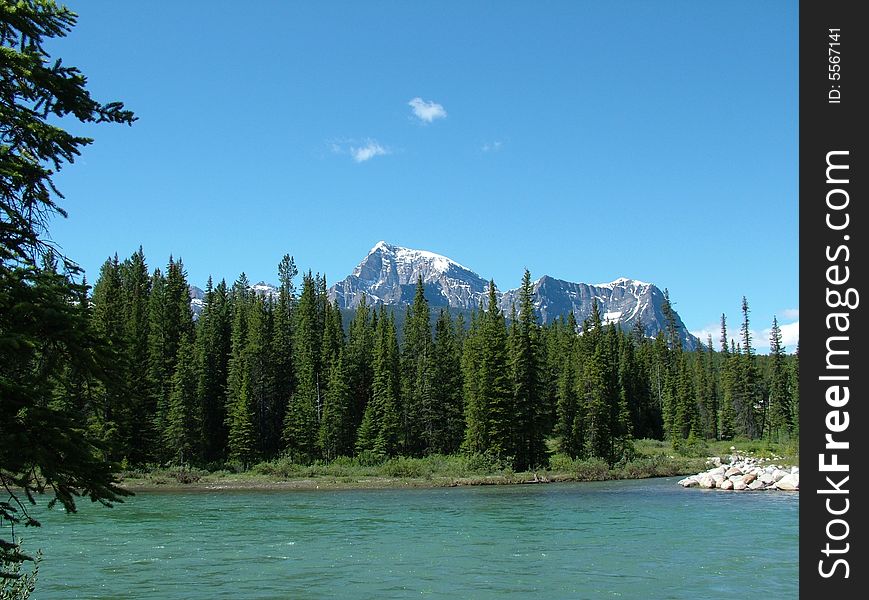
[82,249,800,471]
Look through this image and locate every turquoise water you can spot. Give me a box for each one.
[28,477,797,599]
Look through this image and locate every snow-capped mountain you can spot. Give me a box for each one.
[498,275,695,346]
[190,242,697,348]
[327,242,699,349]
[329,241,489,309]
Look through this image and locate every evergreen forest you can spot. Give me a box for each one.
[83,250,800,472]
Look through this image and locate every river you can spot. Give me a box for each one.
[27,477,797,598]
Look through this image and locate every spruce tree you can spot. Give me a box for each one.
[272,254,298,449]
[283,272,321,460]
[718,315,735,438]
[195,278,231,463]
[789,343,799,436]
[480,281,513,459]
[766,316,792,440]
[149,257,194,460]
[461,307,487,454]
[90,255,130,460]
[147,267,169,449]
[555,317,581,457]
[246,294,276,458]
[226,371,256,467]
[319,354,352,460]
[120,248,154,464]
[510,270,546,470]
[401,276,432,455]
[430,309,464,454]
[225,273,255,464]
[164,333,200,464]
[1,3,135,573]
[736,297,759,438]
[345,295,375,445]
[356,308,401,456]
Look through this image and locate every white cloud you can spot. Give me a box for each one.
[351,140,389,163]
[482,140,503,152]
[408,97,447,123]
[691,320,800,354]
[771,320,800,352]
[329,139,390,163]
[782,308,800,320]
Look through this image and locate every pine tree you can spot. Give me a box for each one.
[1,4,135,570]
[672,354,697,440]
[164,333,200,464]
[283,272,322,460]
[401,276,432,455]
[617,329,646,443]
[718,314,736,439]
[661,289,681,351]
[148,257,194,460]
[225,273,256,465]
[319,354,352,460]
[580,343,611,461]
[789,343,799,436]
[480,282,513,459]
[376,312,402,455]
[246,294,276,458]
[119,248,154,464]
[272,255,297,452]
[430,309,464,454]
[345,295,375,446]
[766,316,792,440]
[736,297,759,438]
[510,270,546,470]
[195,278,231,463]
[147,267,169,447]
[226,371,256,467]
[318,299,349,457]
[461,307,487,454]
[356,309,401,456]
[90,255,129,460]
[555,317,581,457]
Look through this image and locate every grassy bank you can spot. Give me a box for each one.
[117,438,798,491]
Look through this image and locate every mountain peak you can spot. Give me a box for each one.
[363,241,474,277]
[592,277,651,289]
[325,242,698,348]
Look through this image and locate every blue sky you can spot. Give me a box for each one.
[49,1,798,352]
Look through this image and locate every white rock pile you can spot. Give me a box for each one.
[678,452,799,492]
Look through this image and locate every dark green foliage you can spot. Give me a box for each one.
[196,278,231,463]
[461,283,514,461]
[429,309,464,454]
[356,309,401,456]
[164,333,200,463]
[344,295,374,441]
[509,270,547,470]
[766,317,792,440]
[734,297,759,438]
[225,274,256,465]
[283,272,322,460]
[89,256,130,460]
[271,255,297,441]
[148,257,194,461]
[400,277,432,455]
[119,248,154,464]
[245,294,275,457]
[319,355,352,460]
[1,0,135,580]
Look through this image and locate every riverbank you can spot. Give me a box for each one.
[116,439,798,492]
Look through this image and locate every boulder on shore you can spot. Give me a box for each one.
[775,473,799,491]
[678,452,798,493]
